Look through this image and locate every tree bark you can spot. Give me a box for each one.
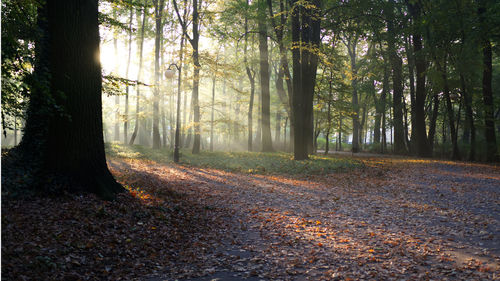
[258,0,273,152]
[291,0,321,160]
[17,0,123,199]
[191,0,202,154]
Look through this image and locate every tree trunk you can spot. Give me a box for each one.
[406,36,416,154]
[113,21,120,142]
[386,0,407,154]
[152,0,164,149]
[258,0,273,152]
[481,37,498,161]
[461,74,475,160]
[436,55,460,160]
[345,39,360,153]
[428,92,440,154]
[124,7,133,144]
[291,0,321,160]
[129,5,147,145]
[191,0,202,154]
[17,0,123,199]
[210,76,216,151]
[381,62,388,154]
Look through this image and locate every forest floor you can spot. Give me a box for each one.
[2,148,500,280]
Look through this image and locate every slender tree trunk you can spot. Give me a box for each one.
[338,116,342,151]
[191,0,202,154]
[258,0,273,152]
[210,76,216,151]
[152,0,164,149]
[247,76,255,151]
[275,111,281,145]
[113,21,120,142]
[481,37,498,161]
[244,4,255,152]
[381,62,388,153]
[345,39,360,153]
[124,8,133,144]
[406,36,416,154]
[428,92,440,154]
[461,74,475,160]
[386,0,407,154]
[130,6,147,145]
[440,56,460,160]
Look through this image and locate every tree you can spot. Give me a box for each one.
[15,0,123,199]
[478,0,499,162]
[290,0,321,160]
[129,2,149,145]
[173,0,203,154]
[407,0,431,157]
[258,0,273,152]
[385,0,407,155]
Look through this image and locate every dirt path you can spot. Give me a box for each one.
[109,156,500,280]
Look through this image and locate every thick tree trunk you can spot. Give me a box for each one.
[16,0,123,199]
[413,33,430,157]
[291,0,321,160]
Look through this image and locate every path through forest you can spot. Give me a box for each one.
[109,155,500,280]
[3,153,499,280]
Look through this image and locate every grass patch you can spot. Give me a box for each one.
[105,142,363,175]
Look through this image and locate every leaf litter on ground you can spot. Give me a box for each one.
[2,147,500,280]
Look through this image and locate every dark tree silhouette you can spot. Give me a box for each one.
[16,0,124,199]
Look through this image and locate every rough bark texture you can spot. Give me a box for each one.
[291,0,321,160]
[258,0,273,152]
[17,0,123,199]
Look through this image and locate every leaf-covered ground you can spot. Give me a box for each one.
[2,151,499,280]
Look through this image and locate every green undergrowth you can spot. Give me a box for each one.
[105,142,363,175]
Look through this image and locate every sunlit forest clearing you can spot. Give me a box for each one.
[2,0,500,280]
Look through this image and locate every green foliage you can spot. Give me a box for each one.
[106,143,362,175]
[1,0,38,132]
